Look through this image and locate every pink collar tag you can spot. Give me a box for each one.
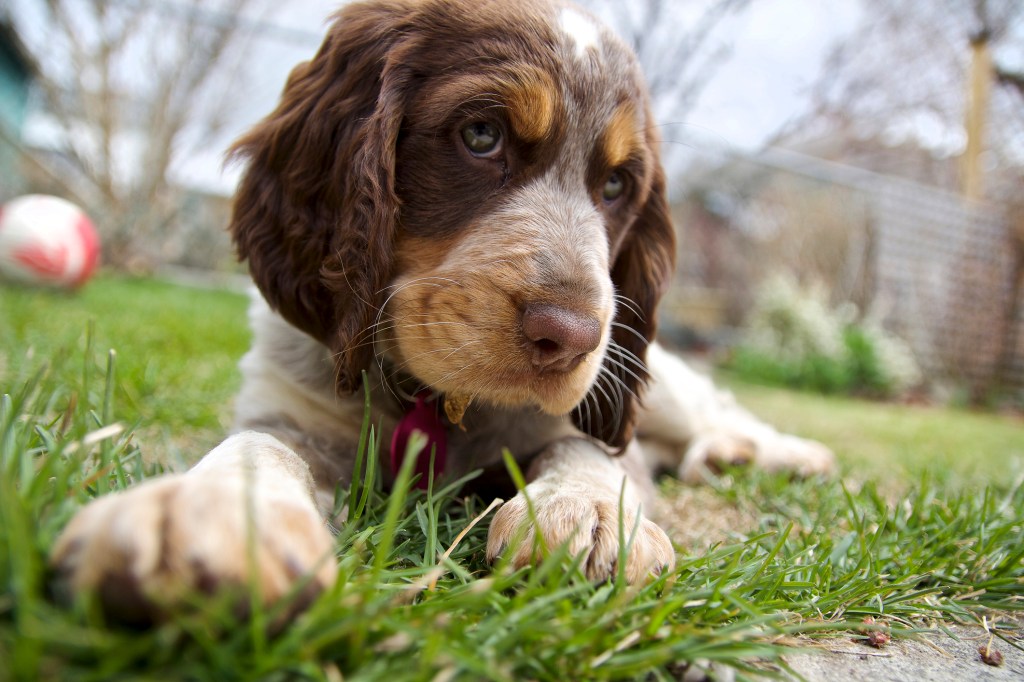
[389,393,447,489]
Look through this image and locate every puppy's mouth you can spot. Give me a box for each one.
[384,316,607,417]
[426,364,601,419]
[381,271,612,417]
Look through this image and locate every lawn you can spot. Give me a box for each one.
[1,276,1022,680]
[719,376,1024,487]
[0,276,251,465]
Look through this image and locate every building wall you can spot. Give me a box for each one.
[0,37,30,130]
[0,36,30,200]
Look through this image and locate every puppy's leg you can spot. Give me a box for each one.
[51,432,336,623]
[486,438,675,582]
[638,342,836,483]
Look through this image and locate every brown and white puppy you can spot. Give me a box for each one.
[51,0,834,622]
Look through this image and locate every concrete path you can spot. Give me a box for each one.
[779,623,1023,681]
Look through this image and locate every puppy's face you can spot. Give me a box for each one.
[382,3,659,417]
[229,0,675,447]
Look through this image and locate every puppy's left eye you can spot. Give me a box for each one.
[602,171,625,202]
[462,122,503,158]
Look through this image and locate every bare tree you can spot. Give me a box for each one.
[781,0,1024,399]
[788,0,1023,199]
[579,0,751,174]
[8,0,269,269]
[998,66,1024,99]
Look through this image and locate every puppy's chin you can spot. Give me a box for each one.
[390,346,604,418]
[525,357,603,415]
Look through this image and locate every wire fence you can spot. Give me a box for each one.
[669,147,1024,393]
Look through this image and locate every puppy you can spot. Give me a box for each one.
[52,0,834,622]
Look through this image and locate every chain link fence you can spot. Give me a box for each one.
[667,147,1024,395]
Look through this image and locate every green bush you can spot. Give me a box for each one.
[730,275,920,397]
[842,326,891,396]
[730,347,848,394]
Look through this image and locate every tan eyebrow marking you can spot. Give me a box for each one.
[416,68,558,144]
[503,69,558,143]
[602,101,641,168]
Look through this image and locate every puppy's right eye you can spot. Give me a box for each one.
[461,122,502,158]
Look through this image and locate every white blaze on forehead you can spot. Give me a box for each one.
[558,7,600,60]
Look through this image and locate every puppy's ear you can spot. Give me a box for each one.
[579,158,676,449]
[228,2,411,392]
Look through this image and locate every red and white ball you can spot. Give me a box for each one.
[0,195,100,288]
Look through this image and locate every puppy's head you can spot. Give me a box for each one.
[229,0,675,449]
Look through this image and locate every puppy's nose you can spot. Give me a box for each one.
[522,303,602,373]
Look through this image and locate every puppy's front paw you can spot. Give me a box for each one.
[678,432,836,483]
[486,483,675,583]
[50,471,336,624]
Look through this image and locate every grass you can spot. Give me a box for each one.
[1,276,1023,680]
[0,276,251,465]
[718,375,1024,486]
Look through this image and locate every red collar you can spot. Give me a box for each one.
[389,392,447,489]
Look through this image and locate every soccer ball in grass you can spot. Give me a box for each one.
[0,195,100,288]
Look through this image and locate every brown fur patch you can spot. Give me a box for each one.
[602,102,641,168]
[504,70,558,142]
[393,234,459,274]
[415,68,559,144]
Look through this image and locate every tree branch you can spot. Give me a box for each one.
[996,66,1024,98]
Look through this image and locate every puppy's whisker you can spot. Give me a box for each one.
[378,276,461,294]
[600,365,626,405]
[386,341,480,381]
[334,263,382,314]
[385,341,477,369]
[373,277,460,334]
[610,321,649,346]
[431,343,484,383]
[439,340,480,363]
[369,277,466,390]
[355,332,470,356]
[589,389,603,435]
[603,377,626,433]
[360,320,472,348]
[395,321,474,331]
[341,337,399,355]
[430,363,477,392]
[607,342,648,369]
[613,294,645,320]
[601,365,640,403]
[348,321,400,348]
[573,387,595,436]
[602,354,646,388]
[606,343,649,376]
[353,316,456,349]
[588,373,621,434]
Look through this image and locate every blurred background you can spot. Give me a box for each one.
[1,0,1022,408]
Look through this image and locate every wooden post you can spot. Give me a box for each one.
[963,32,992,202]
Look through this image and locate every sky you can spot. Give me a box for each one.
[157,0,864,195]
[17,0,863,196]
[681,0,860,150]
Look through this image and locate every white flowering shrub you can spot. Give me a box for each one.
[732,274,921,397]
[743,275,847,363]
[853,322,923,394]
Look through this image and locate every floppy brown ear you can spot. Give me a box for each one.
[228,2,412,392]
[578,163,676,449]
